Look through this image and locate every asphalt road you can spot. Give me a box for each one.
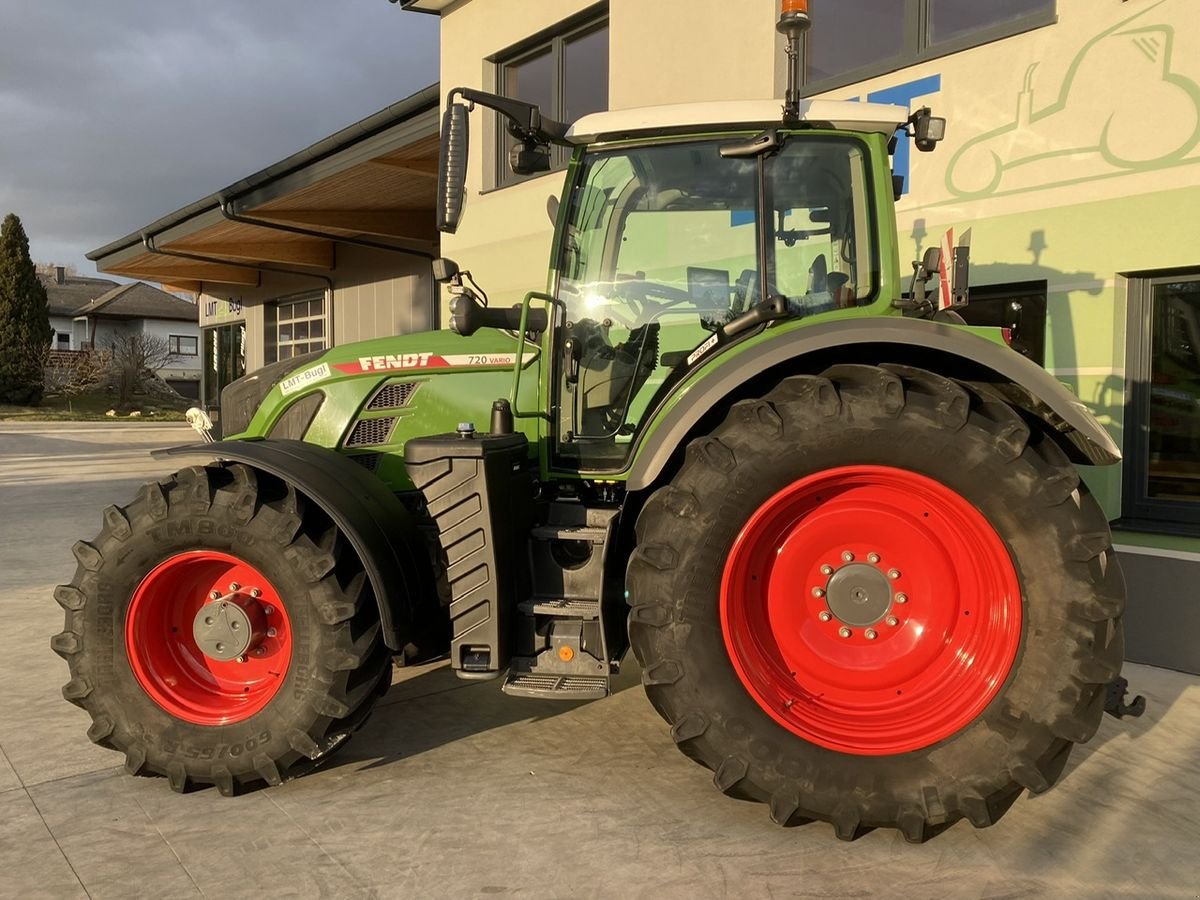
[1,422,1198,899]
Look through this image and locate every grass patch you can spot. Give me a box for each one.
[0,392,190,422]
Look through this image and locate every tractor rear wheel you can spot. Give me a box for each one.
[53,463,392,795]
[626,364,1125,841]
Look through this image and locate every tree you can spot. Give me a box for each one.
[108,333,178,407]
[0,214,53,404]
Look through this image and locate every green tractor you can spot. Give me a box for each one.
[55,5,1140,842]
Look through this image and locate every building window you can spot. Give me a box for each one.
[55,332,70,348]
[804,0,1056,94]
[268,292,328,362]
[1124,272,1200,530]
[168,334,198,356]
[494,8,608,188]
[958,281,1047,366]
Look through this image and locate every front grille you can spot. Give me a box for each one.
[345,417,397,447]
[367,382,418,410]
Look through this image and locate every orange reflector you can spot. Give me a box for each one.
[781,0,809,12]
[558,646,575,663]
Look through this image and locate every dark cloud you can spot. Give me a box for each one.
[0,0,438,272]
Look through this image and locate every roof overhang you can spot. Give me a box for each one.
[566,99,909,144]
[90,84,441,292]
[392,0,455,13]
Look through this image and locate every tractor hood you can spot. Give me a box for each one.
[222,328,541,467]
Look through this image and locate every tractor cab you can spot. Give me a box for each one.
[434,92,940,469]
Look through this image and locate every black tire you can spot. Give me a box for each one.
[626,364,1125,842]
[52,463,393,795]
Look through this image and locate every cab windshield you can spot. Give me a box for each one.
[554,135,878,468]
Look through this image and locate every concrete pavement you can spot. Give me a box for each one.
[1,422,1199,899]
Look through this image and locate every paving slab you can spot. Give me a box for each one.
[0,745,21,795]
[0,790,87,900]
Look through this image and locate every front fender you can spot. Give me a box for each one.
[155,438,436,653]
[626,317,1120,492]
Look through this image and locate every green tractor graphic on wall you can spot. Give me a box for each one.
[54,3,1142,842]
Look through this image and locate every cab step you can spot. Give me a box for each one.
[517,598,601,619]
[530,523,609,544]
[502,672,609,700]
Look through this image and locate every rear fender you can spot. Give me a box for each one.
[157,439,435,652]
[626,317,1120,492]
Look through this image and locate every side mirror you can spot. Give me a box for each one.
[432,257,460,284]
[510,141,552,176]
[921,247,942,276]
[437,102,470,234]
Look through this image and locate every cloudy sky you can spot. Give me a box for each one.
[0,0,438,274]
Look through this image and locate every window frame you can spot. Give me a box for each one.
[267,291,329,364]
[801,0,1057,96]
[1122,271,1200,533]
[168,334,199,356]
[492,5,608,190]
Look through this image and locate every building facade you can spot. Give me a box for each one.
[399,0,1200,672]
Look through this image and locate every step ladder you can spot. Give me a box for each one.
[502,504,619,700]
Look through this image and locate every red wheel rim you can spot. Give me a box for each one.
[125,551,293,726]
[720,465,1021,756]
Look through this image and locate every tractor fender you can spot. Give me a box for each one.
[625,317,1120,492]
[156,438,434,652]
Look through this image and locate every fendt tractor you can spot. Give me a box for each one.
[54,2,1144,842]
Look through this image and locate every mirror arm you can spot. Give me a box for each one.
[450,87,571,145]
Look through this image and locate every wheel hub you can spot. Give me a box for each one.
[192,589,267,662]
[824,562,892,627]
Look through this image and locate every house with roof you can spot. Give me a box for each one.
[70,281,202,398]
[41,267,118,351]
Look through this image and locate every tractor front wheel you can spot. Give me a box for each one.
[53,463,392,795]
[627,364,1125,841]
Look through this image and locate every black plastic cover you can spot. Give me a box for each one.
[405,432,531,675]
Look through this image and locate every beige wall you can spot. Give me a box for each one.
[198,246,433,373]
[439,0,785,313]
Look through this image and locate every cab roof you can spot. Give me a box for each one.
[566,99,908,145]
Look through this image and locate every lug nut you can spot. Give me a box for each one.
[254,647,265,656]
[865,629,878,640]
[250,588,262,599]
[887,569,901,580]
[236,655,246,663]
[838,626,852,639]
[264,606,275,616]
[820,565,833,576]
[210,591,220,600]
[267,627,278,638]
[215,642,225,653]
[812,587,826,598]
[229,582,240,591]
[868,552,881,564]
[819,611,832,622]
[886,615,899,627]
[842,551,855,563]
[896,593,908,604]
[204,616,214,626]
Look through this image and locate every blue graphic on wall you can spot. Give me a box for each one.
[865,75,943,196]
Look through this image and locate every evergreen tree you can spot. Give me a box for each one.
[0,213,53,404]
